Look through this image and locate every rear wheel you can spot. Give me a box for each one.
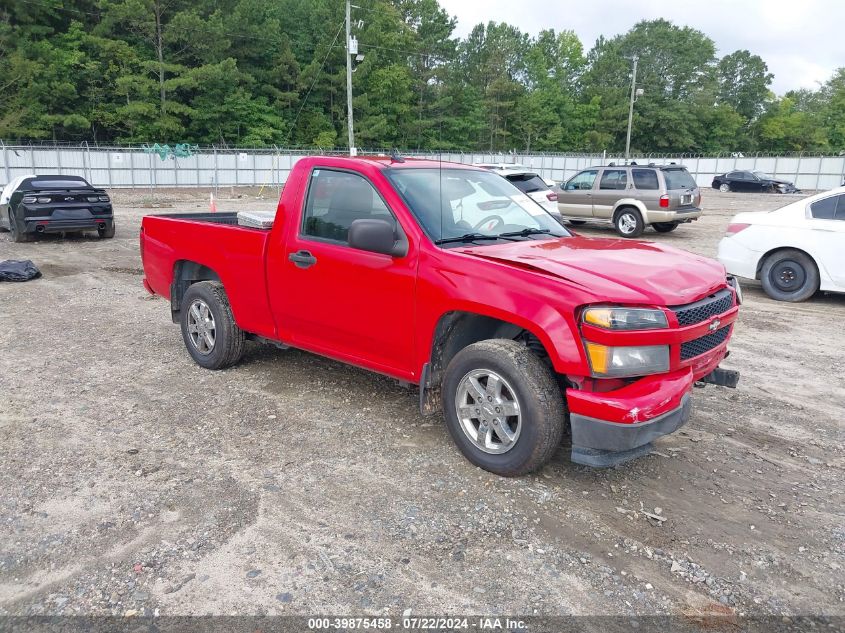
[8,211,32,242]
[442,339,565,477]
[614,208,644,238]
[719,183,730,193]
[652,222,679,233]
[98,222,116,238]
[760,249,819,302]
[179,281,246,369]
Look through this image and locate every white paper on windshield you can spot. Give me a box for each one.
[511,193,545,216]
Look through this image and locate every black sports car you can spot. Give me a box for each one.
[0,174,114,242]
[711,170,798,194]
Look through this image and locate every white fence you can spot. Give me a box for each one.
[2,143,844,191]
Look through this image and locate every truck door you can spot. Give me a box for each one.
[271,167,418,376]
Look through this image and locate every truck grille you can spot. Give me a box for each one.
[671,289,733,326]
[680,325,731,361]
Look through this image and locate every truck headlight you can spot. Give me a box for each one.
[583,306,668,330]
[584,342,670,378]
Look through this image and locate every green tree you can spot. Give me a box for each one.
[717,50,773,121]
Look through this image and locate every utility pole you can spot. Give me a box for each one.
[345,0,355,156]
[624,56,638,162]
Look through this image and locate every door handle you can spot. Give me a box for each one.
[288,250,317,268]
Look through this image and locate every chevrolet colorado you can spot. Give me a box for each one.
[140,156,740,476]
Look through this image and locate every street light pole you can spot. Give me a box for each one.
[345,0,355,156]
[624,56,638,162]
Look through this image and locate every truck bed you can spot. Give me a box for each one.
[150,212,241,226]
[141,212,277,338]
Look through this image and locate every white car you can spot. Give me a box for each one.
[717,187,845,301]
[473,164,561,220]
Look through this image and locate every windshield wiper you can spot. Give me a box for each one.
[496,228,554,238]
[435,233,507,245]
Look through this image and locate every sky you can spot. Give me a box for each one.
[438,0,843,95]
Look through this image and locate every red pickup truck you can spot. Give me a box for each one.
[140,156,740,476]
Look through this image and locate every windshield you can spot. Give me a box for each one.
[505,173,548,194]
[662,169,697,190]
[387,168,569,245]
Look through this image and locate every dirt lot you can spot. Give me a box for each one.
[0,187,842,621]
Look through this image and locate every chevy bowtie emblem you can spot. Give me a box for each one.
[65,196,74,201]
[709,318,721,331]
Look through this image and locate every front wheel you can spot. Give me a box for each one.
[614,208,644,238]
[719,183,730,193]
[652,222,679,233]
[760,249,819,302]
[442,339,565,476]
[179,281,246,369]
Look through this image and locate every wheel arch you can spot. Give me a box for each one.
[755,246,819,280]
[419,310,564,416]
[612,200,646,222]
[170,259,222,322]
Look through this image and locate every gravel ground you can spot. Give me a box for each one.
[0,187,842,620]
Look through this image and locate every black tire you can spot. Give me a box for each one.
[567,219,587,226]
[652,222,679,233]
[98,222,116,238]
[613,207,644,238]
[179,281,246,369]
[442,339,565,477]
[760,249,819,302]
[8,210,32,242]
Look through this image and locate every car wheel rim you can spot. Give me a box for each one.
[618,213,637,234]
[720,184,729,192]
[455,369,522,455]
[771,261,805,292]
[187,299,216,354]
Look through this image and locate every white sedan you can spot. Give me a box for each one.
[717,187,845,301]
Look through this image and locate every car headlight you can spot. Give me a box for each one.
[583,306,668,330]
[87,195,100,202]
[98,195,110,202]
[584,342,670,378]
[21,196,36,204]
[727,276,742,305]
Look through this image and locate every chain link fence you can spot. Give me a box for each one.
[2,143,844,191]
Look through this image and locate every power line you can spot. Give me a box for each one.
[284,19,346,145]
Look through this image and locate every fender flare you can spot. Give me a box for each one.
[611,198,649,223]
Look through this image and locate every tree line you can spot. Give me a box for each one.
[1,0,843,154]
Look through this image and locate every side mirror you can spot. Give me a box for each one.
[348,218,408,257]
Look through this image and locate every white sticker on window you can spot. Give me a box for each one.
[511,193,544,216]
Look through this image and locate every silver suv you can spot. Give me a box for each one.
[556,164,702,237]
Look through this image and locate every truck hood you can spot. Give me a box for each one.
[459,236,727,306]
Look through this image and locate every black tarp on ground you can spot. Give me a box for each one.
[0,260,41,281]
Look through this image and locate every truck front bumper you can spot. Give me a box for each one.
[570,394,692,467]
[566,365,736,468]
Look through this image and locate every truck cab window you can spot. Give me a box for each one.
[302,169,394,244]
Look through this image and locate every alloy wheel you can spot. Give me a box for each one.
[454,369,522,454]
[187,299,216,354]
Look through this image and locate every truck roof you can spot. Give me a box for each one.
[303,155,481,171]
